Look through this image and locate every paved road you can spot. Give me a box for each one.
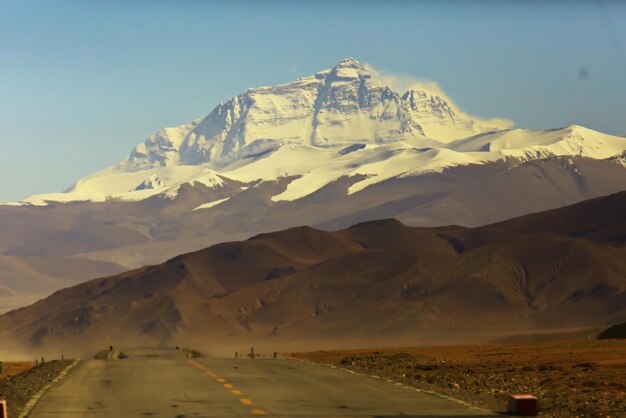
[29,348,497,418]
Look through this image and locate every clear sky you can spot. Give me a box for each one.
[1,0,625,202]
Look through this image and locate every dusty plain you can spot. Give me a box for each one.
[290,339,626,417]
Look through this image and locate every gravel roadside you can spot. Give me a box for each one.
[290,340,626,417]
[0,360,73,418]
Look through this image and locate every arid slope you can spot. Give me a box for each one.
[0,192,625,353]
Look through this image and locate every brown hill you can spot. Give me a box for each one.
[597,322,626,339]
[0,255,125,313]
[3,155,626,312]
[1,192,625,355]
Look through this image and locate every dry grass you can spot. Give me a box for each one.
[0,361,35,378]
[290,339,626,417]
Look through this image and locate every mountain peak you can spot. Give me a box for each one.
[334,57,364,69]
[99,58,519,176]
[16,59,545,205]
[327,57,368,80]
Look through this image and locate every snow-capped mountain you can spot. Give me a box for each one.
[123,58,511,170]
[14,57,626,207]
[448,125,626,160]
[3,57,626,315]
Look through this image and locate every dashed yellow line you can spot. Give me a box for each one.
[187,359,266,416]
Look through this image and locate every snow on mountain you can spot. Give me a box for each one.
[222,143,335,183]
[401,89,509,142]
[10,58,626,207]
[268,143,486,202]
[20,165,230,205]
[134,174,163,191]
[193,197,231,211]
[120,57,511,171]
[198,123,626,203]
[349,147,485,194]
[449,125,626,160]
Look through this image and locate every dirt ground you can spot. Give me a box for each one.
[0,361,35,378]
[290,339,626,417]
[0,360,73,418]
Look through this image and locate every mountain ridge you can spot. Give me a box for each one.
[8,57,625,206]
[1,191,624,352]
[2,58,626,314]
[5,57,520,205]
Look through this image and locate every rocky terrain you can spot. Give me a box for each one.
[291,339,626,417]
[0,359,73,418]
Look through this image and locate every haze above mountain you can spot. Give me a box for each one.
[2,191,625,354]
[1,58,626,313]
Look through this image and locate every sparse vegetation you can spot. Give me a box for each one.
[291,340,626,417]
[0,359,73,418]
[0,361,35,378]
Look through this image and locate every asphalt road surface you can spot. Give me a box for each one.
[29,348,498,418]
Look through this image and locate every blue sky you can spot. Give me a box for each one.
[1,0,625,202]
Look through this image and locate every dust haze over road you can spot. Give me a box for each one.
[28,347,496,417]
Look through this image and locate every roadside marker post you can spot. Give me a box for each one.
[0,361,3,375]
[0,399,7,418]
[508,394,539,416]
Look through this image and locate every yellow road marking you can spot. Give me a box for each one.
[188,359,266,414]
